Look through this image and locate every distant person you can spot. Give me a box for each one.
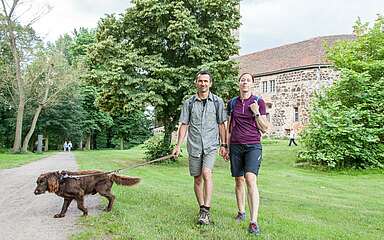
[68,141,73,152]
[289,128,298,146]
[63,141,68,152]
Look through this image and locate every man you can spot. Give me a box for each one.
[172,70,227,225]
[225,72,269,235]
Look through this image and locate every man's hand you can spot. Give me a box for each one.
[250,100,260,116]
[219,146,227,159]
[172,145,181,158]
[224,150,230,161]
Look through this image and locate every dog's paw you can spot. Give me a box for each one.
[103,207,112,212]
[54,213,64,218]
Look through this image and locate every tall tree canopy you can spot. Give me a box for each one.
[88,0,240,148]
[299,16,384,169]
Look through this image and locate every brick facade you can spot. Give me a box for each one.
[252,67,339,136]
[237,35,354,136]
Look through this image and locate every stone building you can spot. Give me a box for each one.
[237,34,355,136]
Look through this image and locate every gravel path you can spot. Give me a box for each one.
[0,152,100,240]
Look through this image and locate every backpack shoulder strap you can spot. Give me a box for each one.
[229,96,238,115]
[188,95,196,122]
[252,95,261,102]
[212,94,220,123]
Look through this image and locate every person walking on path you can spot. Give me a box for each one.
[225,72,269,235]
[289,128,298,146]
[172,70,227,225]
[67,141,73,152]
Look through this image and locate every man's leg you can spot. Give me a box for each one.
[197,151,216,224]
[194,175,204,206]
[202,167,213,207]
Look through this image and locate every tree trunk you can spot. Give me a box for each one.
[92,131,97,150]
[21,75,50,152]
[107,128,112,148]
[7,16,25,153]
[44,135,48,151]
[85,134,91,150]
[163,118,177,147]
[21,105,43,152]
[120,137,124,150]
[13,100,25,152]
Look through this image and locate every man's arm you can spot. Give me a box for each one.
[218,122,226,145]
[218,122,228,158]
[172,123,188,157]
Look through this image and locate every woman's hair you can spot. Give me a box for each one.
[238,72,253,81]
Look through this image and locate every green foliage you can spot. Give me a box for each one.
[73,143,384,240]
[143,134,175,161]
[0,151,54,169]
[111,111,153,149]
[88,0,240,148]
[299,16,384,169]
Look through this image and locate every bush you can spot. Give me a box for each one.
[143,134,176,162]
[298,17,384,169]
[298,71,384,169]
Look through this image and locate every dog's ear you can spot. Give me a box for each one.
[47,174,59,193]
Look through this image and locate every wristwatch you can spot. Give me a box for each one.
[220,144,228,148]
[254,112,260,117]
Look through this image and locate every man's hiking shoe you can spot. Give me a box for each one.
[198,208,211,225]
[235,212,246,222]
[248,222,260,235]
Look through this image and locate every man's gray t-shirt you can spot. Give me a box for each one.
[179,92,227,157]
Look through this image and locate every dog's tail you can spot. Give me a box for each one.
[110,174,140,186]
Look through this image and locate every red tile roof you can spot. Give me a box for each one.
[237,34,355,76]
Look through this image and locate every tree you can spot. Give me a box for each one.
[20,43,76,152]
[88,0,240,151]
[298,16,384,169]
[1,0,52,152]
[112,112,153,150]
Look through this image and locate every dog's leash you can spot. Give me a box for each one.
[60,154,175,180]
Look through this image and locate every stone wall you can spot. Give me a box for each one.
[252,67,339,136]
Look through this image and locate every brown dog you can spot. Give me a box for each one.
[34,170,140,218]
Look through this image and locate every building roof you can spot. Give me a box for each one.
[237,34,355,76]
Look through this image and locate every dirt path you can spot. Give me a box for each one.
[0,152,100,240]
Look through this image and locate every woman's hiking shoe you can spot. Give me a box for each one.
[248,222,260,235]
[198,208,211,225]
[235,212,246,222]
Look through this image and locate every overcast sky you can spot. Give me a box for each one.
[26,0,384,55]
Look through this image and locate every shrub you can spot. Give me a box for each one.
[143,134,176,162]
[298,17,384,169]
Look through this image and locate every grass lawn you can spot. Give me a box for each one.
[0,151,55,169]
[73,141,383,240]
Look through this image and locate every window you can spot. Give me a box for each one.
[262,81,268,93]
[269,80,276,93]
[294,107,299,122]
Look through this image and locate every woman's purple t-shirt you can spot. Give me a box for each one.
[228,95,266,144]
